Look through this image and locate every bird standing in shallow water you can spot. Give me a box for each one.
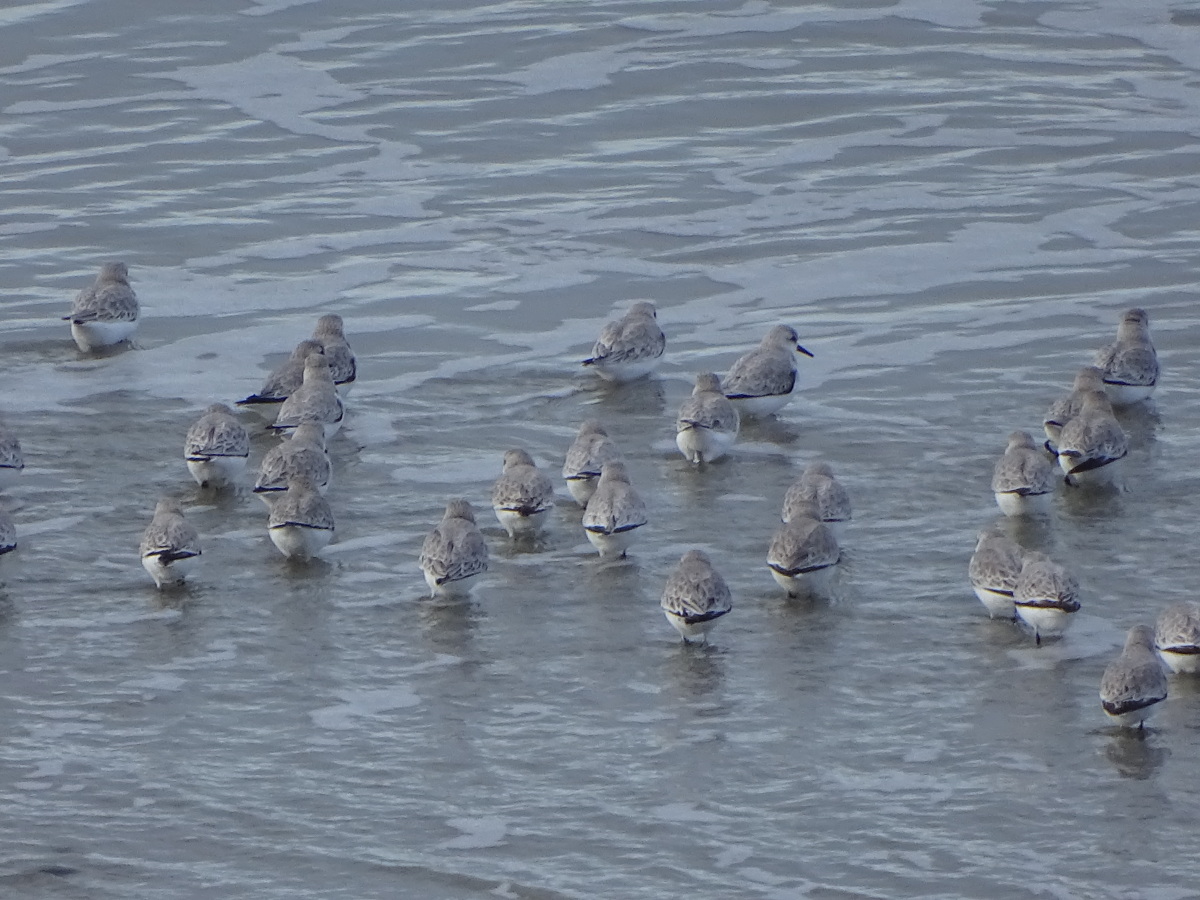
[64,262,139,352]
[991,430,1055,517]
[1056,390,1127,488]
[1100,625,1168,729]
[781,460,851,540]
[1013,551,1079,644]
[1094,307,1159,406]
[660,549,732,644]
[1154,602,1200,675]
[419,499,489,597]
[676,373,740,464]
[491,449,555,539]
[581,461,647,558]
[267,474,335,560]
[968,528,1024,620]
[562,420,621,508]
[184,403,250,489]
[582,301,665,383]
[139,498,201,588]
[723,324,813,418]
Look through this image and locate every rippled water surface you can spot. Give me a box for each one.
[3,1,1200,898]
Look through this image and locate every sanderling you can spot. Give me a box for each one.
[238,339,326,408]
[1056,390,1128,487]
[0,506,16,555]
[562,420,622,507]
[581,301,665,383]
[1094,308,1159,406]
[660,549,733,644]
[139,498,201,588]
[312,313,357,396]
[781,460,851,540]
[183,403,250,489]
[269,351,345,439]
[491,449,555,539]
[1013,551,1080,644]
[968,528,1024,619]
[1100,624,1169,729]
[1154,602,1200,675]
[0,426,24,490]
[722,324,813,418]
[991,430,1056,516]
[267,474,335,560]
[63,262,139,352]
[766,500,840,597]
[1043,366,1105,455]
[419,498,489,597]
[253,421,331,505]
[676,373,740,464]
[581,460,647,558]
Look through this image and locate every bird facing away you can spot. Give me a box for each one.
[184,403,250,489]
[267,474,335,560]
[419,498,489,597]
[64,262,139,352]
[1154,602,1200,675]
[269,351,345,439]
[676,373,740,464]
[1013,551,1080,644]
[491,449,555,539]
[968,528,1024,620]
[562,420,622,508]
[139,498,201,588]
[254,421,331,504]
[312,313,357,395]
[781,460,851,540]
[238,339,327,407]
[1100,625,1169,729]
[1043,365,1105,455]
[1056,390,1128,488]
[766,500,840,598]
[0,426,24,491]
[660,549,733,644]
[723,324,814,418]
[991,430,1056,517]
[581,461,648,558]
[1094,307,1159,406]
[581,301,666,383]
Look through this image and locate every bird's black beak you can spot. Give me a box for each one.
[796,344,814,358]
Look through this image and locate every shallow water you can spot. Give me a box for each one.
[2,1,1200,898]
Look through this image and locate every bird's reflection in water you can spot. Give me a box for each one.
[1103,728,1170,780]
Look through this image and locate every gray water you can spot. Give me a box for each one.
[2,1,1200,897]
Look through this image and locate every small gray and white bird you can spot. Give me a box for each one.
[267,474,335,560]
[723,324,814,418]
[63,262,139,352]
[766,500,840,598]
[312,313,356,396]
[991,430,1056,517]
[0,426,24,490]
[1056,390,1128,487]
[139,498,201,588]
[253,421,331,505]
[581,461,647,558]
[1013,551,1080,644]
[968,529,1024,619]
[491,449,555,539]
[562,420,622,507]
[1094,307,1159,406]
[1154,602,1200,675]
[1043,365,1106,455]
[419,499,489,597]
[676,373,740,464]
[1100,625,1169,729]
[0,505,16,556]
[660,549,733,644]
[183,403,250,489]
[269,351,345,439]
[582,301,665,383]
[238,339,326,408]
[781,460,851,540]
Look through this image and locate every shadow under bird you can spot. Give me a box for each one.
[581,460,647,558]
[581,301,665,383]
[766,500,840,598]
[723,324,813,418]
[268,350,345,439]
[675,373,740,464]
[562,420,622,507]
[184,403,250,489]
[781,460,851,540]
[1100,625,1169,729]
[992,430,1055,517]
[1013,551,1080,644]
[968,528,1024,620]
[254,421,331,505]
[1154,602,1200,675]
[1056,389,1128,488]
[419,498,489,597]
[1094,307,1159,406]
[267,474,335,560]
[491,449,555,539]
[63,262,139,352]
[660,549,733,644]
[139,498,201,588]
